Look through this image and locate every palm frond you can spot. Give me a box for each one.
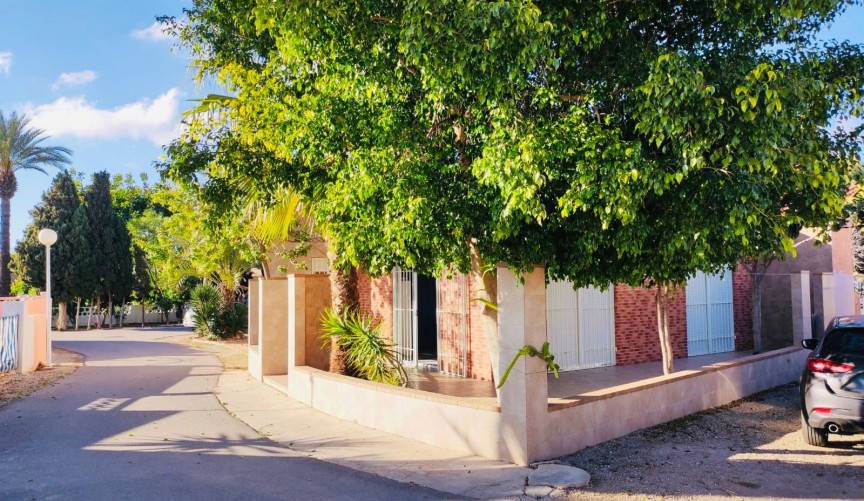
[0,111,72,175]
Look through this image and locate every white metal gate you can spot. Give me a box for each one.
[436,274,468,377]
[686,271,735,356]
[392,268,418,366]
[546,280,616,371]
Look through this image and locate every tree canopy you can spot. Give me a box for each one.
[14,172,81,302]
[163,0,864,292]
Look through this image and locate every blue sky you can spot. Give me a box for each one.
[1,2,863,248]
[0,0,203,246]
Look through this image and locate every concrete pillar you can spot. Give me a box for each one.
[822,271,857,326]
[258,278,290,376]
[287,275,306,370]
[791,271,812,344]
[496,265,548,466]
[823,272,836,333]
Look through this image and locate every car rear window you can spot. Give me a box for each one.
[824,328,864,355]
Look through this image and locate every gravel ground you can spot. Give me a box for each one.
[560,383,864,501]
[0,348,82,407]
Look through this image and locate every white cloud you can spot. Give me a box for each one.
[52,70,98,90]
[0,52,11,75]
[25,89,182,146]
[131,21,172,42]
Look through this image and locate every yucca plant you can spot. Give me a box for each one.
[217,302,247,339]
[190,283,221,339]
[320,308,407,386]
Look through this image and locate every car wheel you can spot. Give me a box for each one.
[801,414,828,447]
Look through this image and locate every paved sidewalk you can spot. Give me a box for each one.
[215,370,532,500]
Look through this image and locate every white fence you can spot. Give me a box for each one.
[54,303,182,328]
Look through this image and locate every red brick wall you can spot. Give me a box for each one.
[357,273,372,317]
[613,285,688,366]
[733,264,754,352]
[613,266,754,366]
[467,272,493,380]
[357,273,394,342]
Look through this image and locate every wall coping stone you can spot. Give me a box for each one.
[294,365,500,412]
[548,346,803,411]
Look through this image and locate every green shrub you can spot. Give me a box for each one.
[190,283,247,340]
[190,284,221,338]
[217,303,247,339]
[320,308,407,386]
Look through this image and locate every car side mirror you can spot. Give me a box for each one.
[801,338,819,350]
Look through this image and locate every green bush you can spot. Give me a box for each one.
[320,308,407,386]
[10,278,39,296]
[190,283,247,340]
[190,284,221,339]
[217,303,247,339]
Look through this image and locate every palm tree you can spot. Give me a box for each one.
[244,186,358,374]
[0,112,72,295]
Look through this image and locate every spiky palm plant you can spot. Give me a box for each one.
[320,308,407,387]
[0,112,72,295]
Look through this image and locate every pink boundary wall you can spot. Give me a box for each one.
[0,294,50,373]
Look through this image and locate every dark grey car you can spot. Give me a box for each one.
[800,315,864,446]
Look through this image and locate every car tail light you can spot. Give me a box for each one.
[812,407,833,415]
[808,358,855,374]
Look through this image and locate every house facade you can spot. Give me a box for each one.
[356,265,754,381]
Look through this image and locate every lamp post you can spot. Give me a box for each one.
[38,228,57,367]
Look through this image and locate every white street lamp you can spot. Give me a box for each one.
[38,228,57,367]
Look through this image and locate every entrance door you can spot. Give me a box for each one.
[393,270,440,367]
[392,269,418,366]
[546,280,616,371]
[686,271,735,356]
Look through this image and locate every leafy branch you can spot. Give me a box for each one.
[496,341,560,389]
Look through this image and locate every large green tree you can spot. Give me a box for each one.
[166,0,864,374]
[64,204,99,329]
[13,172,82,328]
[0,112,72,295]
[84,172,133,328]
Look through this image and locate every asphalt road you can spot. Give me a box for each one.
[0,328,456,501]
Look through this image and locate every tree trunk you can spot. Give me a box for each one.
[470,244,500,392]
[55,302,67,331]
[107,297,113,329]
[75,298,81,331]
[119,299,126,328]
[259,242,271,279]
[95,297,101,329]
[86,298,93,329]
[141,303,145,328]
[655,285,675,375]
[327,251,359,375]
[0,187,13,296]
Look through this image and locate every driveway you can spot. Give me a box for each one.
[0,328,454,501]
[561,382,864,500]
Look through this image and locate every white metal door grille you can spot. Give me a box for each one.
[546,280,580,371]
[436,274,467,377]
[686,271,735,356]
[578,286,616,369]
[392,268,418,366]
[546,280,616,371]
